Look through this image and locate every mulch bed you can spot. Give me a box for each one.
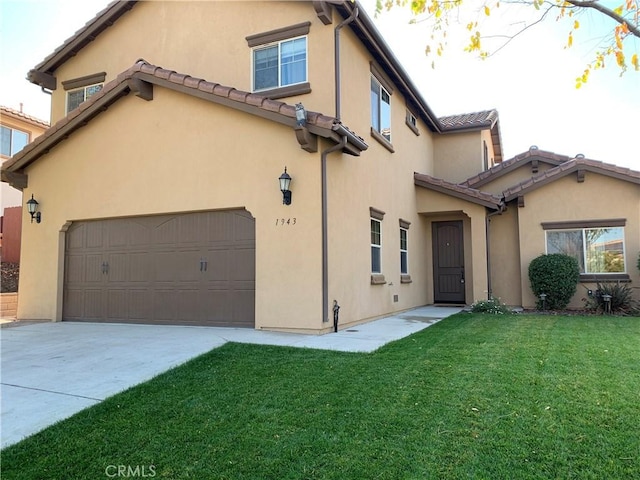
[1,262,19,293]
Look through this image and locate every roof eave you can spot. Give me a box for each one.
[414,173,502,210]
[27,0,137,89]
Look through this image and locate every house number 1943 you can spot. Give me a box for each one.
[276,218,297,226]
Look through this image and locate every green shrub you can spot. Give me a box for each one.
[470,297,514,315]
[528,254,580,310]
[584,281,640,315]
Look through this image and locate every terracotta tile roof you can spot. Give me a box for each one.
[437,109,503,163]
[462,148,571,188]
[503,157,640,201]
[2,61,366,177]
[438,109,498,131]
[0,106,49,128]
[414,172,503,210]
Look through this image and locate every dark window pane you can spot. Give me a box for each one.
[254,46,278,90]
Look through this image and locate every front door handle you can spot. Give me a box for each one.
[460,267,465,284]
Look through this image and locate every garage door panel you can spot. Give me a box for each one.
[153,217,179,246]
[176,289,202,321]
[83,290,104,319]
[65,255,85,284]
[129,290,152,320]
[106,219,129,249]
[205,250,230,281]
[128,252,149,282]
[152,250,202,282]
[63,290,85,318]
[107,253,130,282]
[202,290,232,322]
[64,210,255,327]
[232,290,255,325]
[179,213,208,245]
[67,223,86,249]
[153,290,178,321]
[231,248,255,281]
[106,289,128,320]
[234,212,255,241]
[86,221,105,249]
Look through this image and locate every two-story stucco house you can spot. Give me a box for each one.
[2,1,638,332]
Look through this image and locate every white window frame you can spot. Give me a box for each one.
[66,83,103,114]
[400,227,408,275]
[371,217,382,274]
[0,125,29,157]
[545,226,626,274]
[252,35,308,92]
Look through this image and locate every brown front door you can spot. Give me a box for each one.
[432,221,465,304]
[63,210,255,327]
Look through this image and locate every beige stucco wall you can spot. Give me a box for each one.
[19,88,327,331]
[488,206,522,306]
[515,173,640,309]
[50,1,336,125]
[433,131,484,184]
[320,24,443,328]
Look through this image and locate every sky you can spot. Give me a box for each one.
[1,0,639,207]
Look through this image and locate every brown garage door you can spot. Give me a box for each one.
[63,210,255,327]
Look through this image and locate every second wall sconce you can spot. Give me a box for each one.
[279,167,292,205]
[26,194,41,223]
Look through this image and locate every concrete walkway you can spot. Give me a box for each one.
[0,305,462,448]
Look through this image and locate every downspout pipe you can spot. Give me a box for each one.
[334,5,358,120]
[321,135,347,326]
[485,205,506,300]
[320,5,357,329]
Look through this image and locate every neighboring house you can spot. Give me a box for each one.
[1,106,48,263]
[1,1,638,331]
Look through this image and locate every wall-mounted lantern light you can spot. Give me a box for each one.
[279,167,292,205]
[26,194,41,223]
[295,102,306,127]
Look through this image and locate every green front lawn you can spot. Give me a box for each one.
[3,314,639,479]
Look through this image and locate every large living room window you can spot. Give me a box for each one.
[545,225,626,274]
[0,126,29,157]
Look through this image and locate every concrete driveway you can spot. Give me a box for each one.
[1,306,462,448]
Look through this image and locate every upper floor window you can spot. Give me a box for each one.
[0,126,29,157]
[253,36,307,91]
[546,225,626,274]
[63,72,107,115]
[371,75,391,142]
[67,84,103,113]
